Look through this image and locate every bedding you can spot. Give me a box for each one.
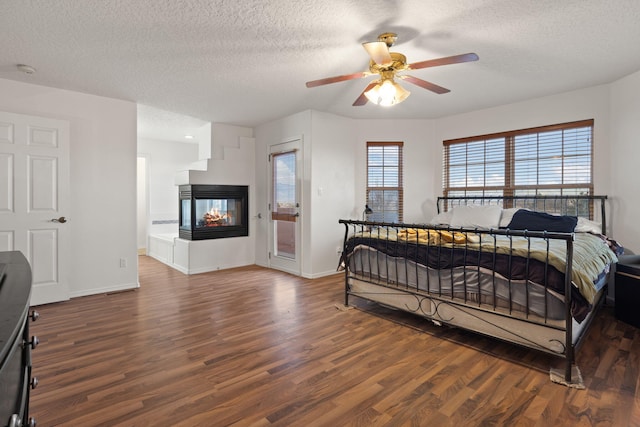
[506,209,578,232]
[449,204,502,228]
[575,216,602,234]
[499,207,522,228]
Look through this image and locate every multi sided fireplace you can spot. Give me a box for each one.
[179,185,249,240]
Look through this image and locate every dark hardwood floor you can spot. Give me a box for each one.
[29,256,640,426]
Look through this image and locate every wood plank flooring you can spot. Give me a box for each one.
[29,256,640,426]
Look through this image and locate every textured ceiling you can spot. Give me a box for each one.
[2,0,640,141]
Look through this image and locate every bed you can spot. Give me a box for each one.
[339,195,621,386]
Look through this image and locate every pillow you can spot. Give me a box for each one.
[449,205,502,229]
[575,217,602,234]
[506,210,577,232]
[429,210,453,225]
[499,208,524,228]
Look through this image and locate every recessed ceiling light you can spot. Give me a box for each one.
[184,135,194,139]
[17,64,36,74]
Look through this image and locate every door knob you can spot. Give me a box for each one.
[52,216,67,223]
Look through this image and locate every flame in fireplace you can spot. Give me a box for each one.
[203,208,231,227]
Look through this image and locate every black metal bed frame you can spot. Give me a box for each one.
[339,195,610,384]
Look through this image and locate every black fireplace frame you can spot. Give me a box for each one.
[178,184,249,240]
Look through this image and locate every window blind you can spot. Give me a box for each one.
[367,141,403,222]
[443,120,593,200]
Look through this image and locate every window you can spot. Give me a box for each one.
[367,142,403,222]
[443,120,593,201]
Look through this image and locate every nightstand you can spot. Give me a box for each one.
[615,255,640,328]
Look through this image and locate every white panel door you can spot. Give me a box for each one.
[0,111,70,305]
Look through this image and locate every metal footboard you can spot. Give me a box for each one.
[339,219,588,383]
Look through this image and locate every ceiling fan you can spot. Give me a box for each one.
[305,32,478,107]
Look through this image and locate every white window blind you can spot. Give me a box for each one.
[443,120,593,199]
[367,142,403,222]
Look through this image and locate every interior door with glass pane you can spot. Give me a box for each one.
[268,140,301,275]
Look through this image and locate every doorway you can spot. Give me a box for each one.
[0,111,71,305]
[268,139,302,275]
[136,155,149,255]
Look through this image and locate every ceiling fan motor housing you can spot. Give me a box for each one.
[369,52,408,74]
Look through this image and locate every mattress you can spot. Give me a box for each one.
[348,244,567,321]
[344,229,616,322]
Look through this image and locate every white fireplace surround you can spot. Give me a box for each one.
[148,233,254,275]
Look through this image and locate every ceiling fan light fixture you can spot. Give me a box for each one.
[364,79,410,106]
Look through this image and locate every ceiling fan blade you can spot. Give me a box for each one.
[306,71,369,88]
[408,53,479,71]
[400,75,450,94]
[352,82,378,106]
[362,41,393,66]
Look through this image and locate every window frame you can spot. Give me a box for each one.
[366,141,404,223]
[443,119,594,204]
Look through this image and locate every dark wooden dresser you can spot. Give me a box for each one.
[615,255,640,328]
[0,251,38,427]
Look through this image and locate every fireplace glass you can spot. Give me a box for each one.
[198,199,239,227]
[179,185,249,240]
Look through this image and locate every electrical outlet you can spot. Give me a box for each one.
[119,258,127,268]
[336,246,342,254]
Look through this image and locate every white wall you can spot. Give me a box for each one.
[0,78,138,297]
[144,78,632,280]
[254,82,630,277]
[309,111,358,277]
[354,119,438,222]
[434,84,615,233]
[351,85,615,231]
[3,71,635,300]
[434,84,612,191]
[610,70,640,254]
[137,138,199,236]
[255,110,360,278]
[339,83,630,247]
[254,110,312,271]
[349,83,634,249]
[136,156,148,250]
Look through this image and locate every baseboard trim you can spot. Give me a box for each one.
[70,282,140,299]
